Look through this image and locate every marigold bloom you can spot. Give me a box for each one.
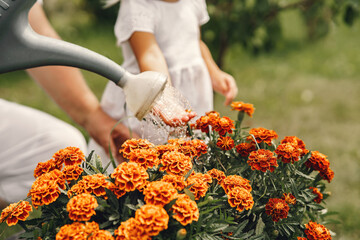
[156,144,178,159]
[88,230,114,240]
[235,142,256,157]
[206,111,221,125]
[305,221,332,240]
[56,222,87,240]
[212,116,235,136]
[34,159,61,178]
[53,146,85,167]
[114,218,150,240]
[161,174,186,191]
[195,115,211,133]
[281,193,296,205]
[143,181,178,206]
[247,127,278,146]
[309,187,323,203]
[221,175,252,194]
[186,173,212,200]
[216,136,235,151]
[128,148,159,169]
[230,101,255,117]
[160,151,192,176]
[265,198,290,222]
[297,238,307,240]
[207,168,226,184]
[62,165,83,182]
[108,182,127,199]
[111,162,149,192]
[275,142,301,164]
[320,167,334,183]
[305,151,330,172]
[67,193,98,221]
[28,169,65,208]
[68,173,110,198]
[280,136,309,157]
[135,204,169,236]
[248,149,278,172]
[0,201,32,226]
[119,138,155,159]
[227,187,254,212]
[171,194,199,226]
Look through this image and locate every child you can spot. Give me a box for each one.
[88,0,238,162]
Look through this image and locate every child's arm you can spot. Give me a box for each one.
[129,31,196,125]
[200,40,238,105]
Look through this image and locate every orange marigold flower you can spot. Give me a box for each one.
[235,142,256,157]
[309,187,323,203]
[230,101,255,117]
[143,181,178,206]
[171,194,199,226]
[119,138,155,159]
[34,159,61,178]
[167,139,197,158]
[247,127,278,146]
[53,146,85,167]
[88,230,114,240]
[195,115,211,133]
[56,222,87,240]
[62,165,83,182]
[305,151,330,172]
[160,151,192,176]
[320,167,334,183]
[114,218,150,240]
[227,187,254,212]
[275,142,301,164]
[212,116,235,136]
[265,198,290,222]
[188,139,208,156]
[206,111,221,126]
[111,162,149,192]
[297,237,307,240]
[128,148,159,169]
[186,173,212,200]
[248,149,278,173]
[281,193,296,205]
[108,182,127,199]
[281,136,309,157]
[84,221,100,235]
[216,136,235,151]
[0,201,32,226]
[135,204,169,236]
[28,169,65,209]
[221,175,252,194]
[305,221,332,240]
[207,169,226,184]
[68,173,110,199]
[161,174,186,191]
[156,144,178,159]
[67,193,98,222]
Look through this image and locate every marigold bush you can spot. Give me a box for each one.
[0,101,337,240]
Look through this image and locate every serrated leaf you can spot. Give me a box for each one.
[184,188,196,201]
[255,217,265,235]
[209,223,229,233]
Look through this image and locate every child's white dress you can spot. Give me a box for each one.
[88,0,213,162]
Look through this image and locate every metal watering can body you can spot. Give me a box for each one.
[0,0,167,119]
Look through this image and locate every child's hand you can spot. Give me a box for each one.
[152,105,197,127]
[211,70,238,105]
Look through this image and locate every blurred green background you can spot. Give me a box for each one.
[1,0,360,239]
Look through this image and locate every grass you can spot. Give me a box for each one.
[1,10,360,240]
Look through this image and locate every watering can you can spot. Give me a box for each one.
[0,0,167,120]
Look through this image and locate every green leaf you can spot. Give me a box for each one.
[184,188,196,201]
[208,222,229,233]
[255,217,265,235]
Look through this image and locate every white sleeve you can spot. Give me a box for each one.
[114,0,156,45]
[37,0,43,5]
[193,0,210,26]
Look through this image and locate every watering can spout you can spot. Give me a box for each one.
[0,0,167,119]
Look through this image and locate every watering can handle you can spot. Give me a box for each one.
[0,0,127,87]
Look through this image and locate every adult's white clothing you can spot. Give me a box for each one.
[0,99,87,203]
[88,0,213,164]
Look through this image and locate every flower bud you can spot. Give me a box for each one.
[272,230,279,237]
[176,228,187,240]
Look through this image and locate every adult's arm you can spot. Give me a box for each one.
[27,3,135,162]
